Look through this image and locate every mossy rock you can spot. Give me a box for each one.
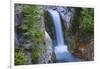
[32,47,42,64]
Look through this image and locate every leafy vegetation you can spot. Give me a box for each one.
[21,4,43,40]
[15,4,44,65]
[15,48,28,65]
[72,8,94,35]
[32,47,42,64]
[79,8,94,35]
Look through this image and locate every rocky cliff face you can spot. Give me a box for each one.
[14,4,54,65]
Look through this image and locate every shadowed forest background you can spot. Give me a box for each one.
[14,4,94,65]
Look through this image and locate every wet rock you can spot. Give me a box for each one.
[43,6,75,29]
[38,31,53,64]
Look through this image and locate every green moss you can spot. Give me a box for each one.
[32,47,42,64]
[33,30,44,44]
[15,48,28,65]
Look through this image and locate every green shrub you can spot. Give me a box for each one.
[79,8,94,35]
[15,4,43,40]
[15,48,28,65]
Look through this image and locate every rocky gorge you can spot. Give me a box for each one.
[14,4,94,65]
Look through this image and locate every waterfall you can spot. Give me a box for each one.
[48,10,79,62]
[48,10,64,45]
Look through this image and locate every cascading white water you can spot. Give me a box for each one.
[48,10,78,62]
[48,10,64,45]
